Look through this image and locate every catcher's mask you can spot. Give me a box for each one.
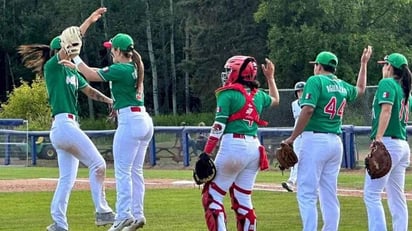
[294,81,306,98]
[60,26,82,56]
[221,55,257,86]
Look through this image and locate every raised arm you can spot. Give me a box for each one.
[261,58,280,106]
[356,45,373,96]
[79,7,107,36]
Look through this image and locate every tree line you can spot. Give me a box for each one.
[1,0,411,118]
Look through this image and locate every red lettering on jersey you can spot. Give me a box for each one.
[215,83,268,126]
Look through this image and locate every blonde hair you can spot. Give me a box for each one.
[17,44,54,76]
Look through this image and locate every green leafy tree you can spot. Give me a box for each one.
[0,77,51,130]
[255,0,412,87]
[179,0,269,111]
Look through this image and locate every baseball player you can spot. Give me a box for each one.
[281,81,305,192]
[61,33,153,231]
[364,53,411,231]
[199,55,279,231]
[283,46,372,231]
[18,8,115,231]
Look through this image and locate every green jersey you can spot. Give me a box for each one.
[370,78,409,140]
[215,89,272,136]
[44,54,88,116]
[97,62,143,110]
[300,74,358,134]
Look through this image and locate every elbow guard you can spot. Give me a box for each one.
[203,121,226,154]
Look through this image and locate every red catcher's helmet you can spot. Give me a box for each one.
[221,55,258,86]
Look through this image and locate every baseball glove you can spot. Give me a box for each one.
[365,141,392,179]
[275,143,298,171]
[60,26,83,56]
[193,152,216,185]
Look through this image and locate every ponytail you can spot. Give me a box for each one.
[17,44,53,76]
[394,64,412,105]
[132,49,144,95]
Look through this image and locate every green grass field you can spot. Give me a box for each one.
[0,167,411,230]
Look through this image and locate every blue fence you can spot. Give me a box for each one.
[3,125,412,168]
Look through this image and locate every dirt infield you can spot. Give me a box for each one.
[0,178,191,192]
[2,178,412,200]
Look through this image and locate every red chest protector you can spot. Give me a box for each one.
[215,83,268,126]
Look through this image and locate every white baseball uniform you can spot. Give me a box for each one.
[45,54,113,230]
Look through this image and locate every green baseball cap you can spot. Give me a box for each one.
[377,53,408,69]
[309,51,338,68]
[103,33,134,51]
[49,36,61,50]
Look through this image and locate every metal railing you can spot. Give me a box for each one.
[3,125,412,168]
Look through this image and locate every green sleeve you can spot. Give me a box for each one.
[78,75,88,89]
[215,91,231,124]
[97,64,124,82]
[343,81,358,102]
[376,78,396,105]
[300,75,320,108]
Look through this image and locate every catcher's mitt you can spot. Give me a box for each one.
[365,141,392,179]
[275,143,298,171]
[193,153,216,185]
[60,26,83,56]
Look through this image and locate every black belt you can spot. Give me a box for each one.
[385,136,400,140]
[380,136,407,141]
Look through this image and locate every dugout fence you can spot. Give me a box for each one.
[0,119,29,166]
[3,123,410,169]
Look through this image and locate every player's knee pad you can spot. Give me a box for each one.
[229,183,256,231]
[202,182,227,231]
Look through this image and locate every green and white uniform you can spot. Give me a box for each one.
[98,62,154,223]
[364,77,410,231]
[45,55,87,116]
[202,86,272,231]
[45,54,113,230]
[302,75,357,133]
[215,89,272,136]
[298,74,358,231]
[98,63,144,109]
[370,78,409,140]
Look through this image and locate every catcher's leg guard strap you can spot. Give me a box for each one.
[230,183,256,231]
[202,182,227,231]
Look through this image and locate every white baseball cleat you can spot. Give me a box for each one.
[95,211,116,226]
[108,218,134,231]
[281,181,294,192]
[46,223,67,231]
[122,217,146,231]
